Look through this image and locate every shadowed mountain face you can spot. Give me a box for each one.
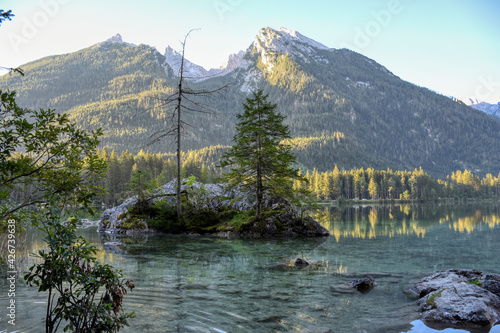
[1,27,499,177]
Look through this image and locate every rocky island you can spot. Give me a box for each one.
[98,180,329,238]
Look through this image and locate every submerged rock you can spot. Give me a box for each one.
[294,258,310,268]
[412,269,500,331]
[261,256,326,271]
[349,275,376,292]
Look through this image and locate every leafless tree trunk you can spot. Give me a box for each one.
[148,29,232,218]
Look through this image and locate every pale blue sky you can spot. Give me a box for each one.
[1,0,499,103]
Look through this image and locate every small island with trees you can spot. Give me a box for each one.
[98,90,329,237]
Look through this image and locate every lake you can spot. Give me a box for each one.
[1,203,500,333]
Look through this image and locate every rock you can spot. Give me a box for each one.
[483,279,500,298]
[239,196,329,237]
[349,275,376,292]
[412,269,500,331]
[419,283,500,328]
[294,258,310,268]
[256,315,285,323]
[486,275,500,282]
[410,268,482,298]
[484,275,500,301]
[62,218,98,228]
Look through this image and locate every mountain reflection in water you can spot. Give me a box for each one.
[1,203,499,333]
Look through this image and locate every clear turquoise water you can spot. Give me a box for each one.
[1,203,500,333]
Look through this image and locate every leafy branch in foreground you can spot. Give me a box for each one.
[25,217,135,333]
[0,9,13,26]
[0,90,106,228]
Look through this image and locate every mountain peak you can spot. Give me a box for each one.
[105,34,123,43]
[467,99,500,117]
[254,27,330,53]
[164,45,210,78]
[101,33,136,47]
[219,50,245,71]
[277,27,329,50]
[164,45,180,57]
[251,27,331,69]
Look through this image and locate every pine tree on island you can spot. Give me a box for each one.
[220,89,307,221]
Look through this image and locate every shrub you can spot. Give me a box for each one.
[25,218,134,332]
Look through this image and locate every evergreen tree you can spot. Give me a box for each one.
[331,165,343,199]
[106,150,120,204]
[320,172,332,199]
[220,90,305,220]
[312,168,321,199]
[368,176,378,199]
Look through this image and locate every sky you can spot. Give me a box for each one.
[1,0,499,103]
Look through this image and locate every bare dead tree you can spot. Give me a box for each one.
[148,29,231,217]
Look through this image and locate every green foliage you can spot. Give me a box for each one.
[145,203,181,233]
[126,169,154,213]
[117,216,147,230]
[127,169,151,199]
[24,218,135,332]
[96,147,223,206]
[220,90,306,219]
[467,279,483,286]
[0,89,106,230]
[218,209,256,232]
[0,9,13,26]
[98,142,498,208]
[131,178,226,233]
[293,190,320,219]
[257,53,315,93]
[426,290,444,309]
[302,166,500,201]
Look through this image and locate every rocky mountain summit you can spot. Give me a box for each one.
[467,100,500,119]
[251,27,331,66]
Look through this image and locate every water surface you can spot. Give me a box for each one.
[1,203,499,332]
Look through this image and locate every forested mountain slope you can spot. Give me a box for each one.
[1,27,499,177]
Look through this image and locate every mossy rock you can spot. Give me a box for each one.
[467,279,483,287]
[117,216,147,230]
[426,289,444,309]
